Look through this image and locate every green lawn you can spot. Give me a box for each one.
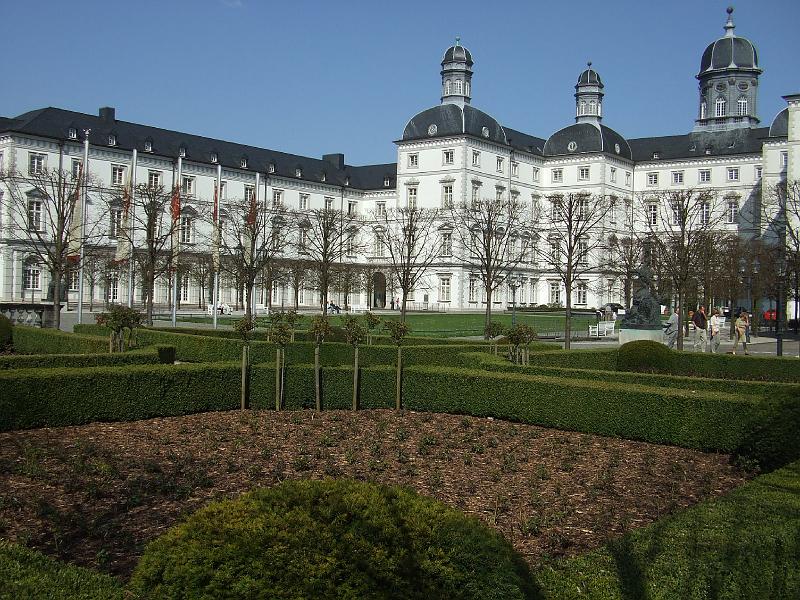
[175,311,597,337]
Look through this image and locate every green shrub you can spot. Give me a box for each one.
[130,479,535,600]
[525,348,619,371]
[12,326,109,355]
[0,314,12,351]
[156,344,176,364]
[0,346,174,370]
[617,340,676,373]
[0,540,126,599]
[734,391,800,472]
[536,460,800,599]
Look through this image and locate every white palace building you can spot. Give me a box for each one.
[0,8,797,313]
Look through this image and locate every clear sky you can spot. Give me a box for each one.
[2,0,797,166]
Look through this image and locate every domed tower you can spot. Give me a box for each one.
[440,38,473,108]
[694,7,762,131]
[575,62,604,126]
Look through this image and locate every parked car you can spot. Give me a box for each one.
[602,303,625,313]
[763,309,777,321]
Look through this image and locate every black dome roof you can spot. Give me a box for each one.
[402,104,506,145]
[769,107,788,138]
[698,9,759,74]
[577,67,603,88]
[442,44,473,66]
[543,123,631,160]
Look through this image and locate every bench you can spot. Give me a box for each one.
[589,321,616,337]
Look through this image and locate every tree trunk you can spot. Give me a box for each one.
[564,283,573,350]
[352,346,359,411]
[241,344,250,410]
[315,345,321,411]
[395,346,402,410]
[484,287,493,338]
[676,290,684,351]
[89,282,95,312]
[52,274,62,330]
[245,280,254,322]
[401,296,407,322]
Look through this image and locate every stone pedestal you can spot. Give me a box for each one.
[618,328,664,346]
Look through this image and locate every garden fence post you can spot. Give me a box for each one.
[240,345,250,410]
[315,345,321,411]
[395,346,402,410]
[352,346,359,411]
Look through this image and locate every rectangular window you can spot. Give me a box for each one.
[439,277,451,302]
[755,166,762,179]
[148,170,161,189]
[727,167,740,182]
[348,201,357,216]
[24,266,41,290]
[551,168,563,183]
[325,197,334,210]
[440,232,452,256]
[610,167,617,183]
[442,184,453,208]
[726,199,739,223]
[272,189,283,206]
[407,187,418,209]
[579,166,590,180]
[376,202,386,217]
[68,270,79,291]
[671,171,684,185]
[577,196,589,220]
[408,153,419,168]
[71,159,83,180]
[699,169,711,183]
[244,186,255,203]
[781,151,788,168]
[374,232,385,257]
[496,157,504,173]
[549,240,561,264]
[180,275,189,303]
[112,165,126,186]
[28,152,45,175]
[625,171,631,186]
[468,278,477,303]
[647,203,658,226]
[299,193,309,210]
[299,229,308,252]
[109,208,122,238]
[549,282,560,305]
[471,184,480,207]
[346,235,356,256]
[670,200,680,225]
[575,282,588,305]
[578,237,589,266]
[182,175,194,196]
[532,167,540,182]
[700,201,710,226]
[647,172,659,186]
[180,216,193,244]
[28,200,43,231]
[511,162,519,177]
[443,149,454,165]
[472,151,480,167]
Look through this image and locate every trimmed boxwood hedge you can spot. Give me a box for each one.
[536,460,800,599]
[523,348,620,371]
[12,326,109,355]
[0,540,126,599]
[0,345,175,370]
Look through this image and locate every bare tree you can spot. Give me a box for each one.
[607,199,644,308]
[186,253,213,309]
[332,262,363,311]
[537,192,610,348]
[762,179,800,331]
[301,207,360,312]
[81,246,113,312]
[449,195,528,334]
[215,193,291,320]
[637,188,724,349]
[377,206,440,320]
[282,258,312,310]
[0,159,105,328]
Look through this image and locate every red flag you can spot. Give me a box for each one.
[122,183,131,218]
[246,188,257,226]
[212,183,219,224]
[170,184,181,222]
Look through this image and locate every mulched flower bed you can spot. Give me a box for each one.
[0,409,748,579]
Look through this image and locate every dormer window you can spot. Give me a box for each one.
[321,172,327,182]
[240,157,248,169]
[68,128,77,140]
[268,163,275,173]
[705,147,712,155]
[383,176,390,187]
[144,140,153,152]
[344,177,350,186]
[210,152,218,163]
[179,147,186,158]
[295,168,302,178]
[652,151,660,160]
[108,134,117,146]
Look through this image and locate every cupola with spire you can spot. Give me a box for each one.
[694,7,762,131]
[575,62,604,126]
[440,37,473,108]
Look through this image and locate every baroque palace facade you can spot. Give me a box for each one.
[0,8,797,313]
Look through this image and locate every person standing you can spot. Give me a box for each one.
[663,307,679,349]
[708,308,721,353]
[692,305,708,352]
[732,311,749,355]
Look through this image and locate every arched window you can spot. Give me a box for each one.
[700,100,707,119]
[715,97,727,118]
[737,96,748,116]
[588,100,596,115]
[465,81,470,97]
[454,80,463,94]
[445,80,451,95]
[579,100,586,115]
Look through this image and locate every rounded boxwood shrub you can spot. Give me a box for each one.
[0,314,11,351]
[130,479,535,600]
[617,339,675,374]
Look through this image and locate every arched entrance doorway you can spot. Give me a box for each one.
[372,272,386,308]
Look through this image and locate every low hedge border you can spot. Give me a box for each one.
[0,540,126,599]
[11,326,109,355]
[463,352,800,398]
[536,460,800,599]
[522,348,620,371]
[0,345,175,370]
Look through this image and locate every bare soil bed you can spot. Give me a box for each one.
[0,409,748,580]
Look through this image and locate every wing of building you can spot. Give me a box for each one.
[0,7,797,315]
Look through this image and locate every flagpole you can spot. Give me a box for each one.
[77,130,90,325]
[171,156,182,327]
[213,163,221,329]
[127,148,137,308]
[253,172,260,317]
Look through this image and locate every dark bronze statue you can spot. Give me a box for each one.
[620,265,662,330]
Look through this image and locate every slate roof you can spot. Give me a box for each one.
[628,127,770,162]
[402,104,507,145]
[442,45,473,66]
[0,106,397,191]
[699,36,759,74]
[769,108,788,138]
[543,123,632,160]
[577,68,603,88]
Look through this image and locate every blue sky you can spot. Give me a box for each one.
[3,0,797,166]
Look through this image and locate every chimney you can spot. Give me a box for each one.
[322,153,345,170]
[99,106,116,123]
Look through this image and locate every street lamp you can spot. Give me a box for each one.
[508,273,522,326]
[777,256,785,356]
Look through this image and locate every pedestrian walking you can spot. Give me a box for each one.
[692,305,708,352]
[732,311,749,355]
[663,307,678,349]
[709,308,721,353]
